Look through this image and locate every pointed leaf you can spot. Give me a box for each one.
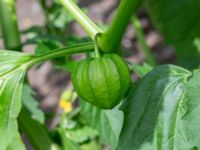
[131,63,153,77]
[65,126,98,143]
[22,84,45,124]
[118,65,191,150]
[18,108,53,150]
[81,100,123,150]
[0,50,32,149]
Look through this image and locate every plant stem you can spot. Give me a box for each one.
[94,44,100,58]
[60,0,102,40]
[0,0,21,51]
[132,15,156,66]
[98,0,142,53]
[27,42,94,67]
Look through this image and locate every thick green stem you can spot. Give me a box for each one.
[27,42,94,67]
[132,15,156,66]
[0,0,21,51]
[60,0,102,40]
[98,0,142,53]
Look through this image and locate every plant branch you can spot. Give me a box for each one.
[27,42,94,67]
[132,15,156,66]
[60,0,102,40]
[98,0,142,53]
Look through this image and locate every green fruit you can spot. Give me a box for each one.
[72,54,130,109]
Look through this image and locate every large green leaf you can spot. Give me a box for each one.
[0,50,32,149]
[18,107,53,150]
[118,65,192,150]
[146,0,200,68]
[81,100,123,150]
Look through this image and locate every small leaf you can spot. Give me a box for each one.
[118,65,191,150]
[35,40,61,56]
[132,63,153,77]
[22,84,45,124]
[81,100,123,150]
[0,50,32,149]
[66,126,98,143]
[59,128,81,150]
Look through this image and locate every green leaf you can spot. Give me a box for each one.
[81,141,101,150]
[22,84,45,124]
[81,100,123,150]
[55,60,77,73]
[0,51,32,74]
[131,63,153,77]
[0,50,32,149]
[66,126,98,143]
[59,128,81,150]
[18,107,53,150]
[35,39,61,56]
[118,65,191,150]
[66,35,91,46]
[47,0,78,29]
[7,132,26,150]
[181,70,200,149]
[146,0,200,68]
[23,33,61,46]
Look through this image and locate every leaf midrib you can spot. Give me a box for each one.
[155,79,183,150]
[0,64,27,79]
[171,83,185,150]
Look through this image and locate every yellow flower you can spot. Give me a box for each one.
[59,99,72,113]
